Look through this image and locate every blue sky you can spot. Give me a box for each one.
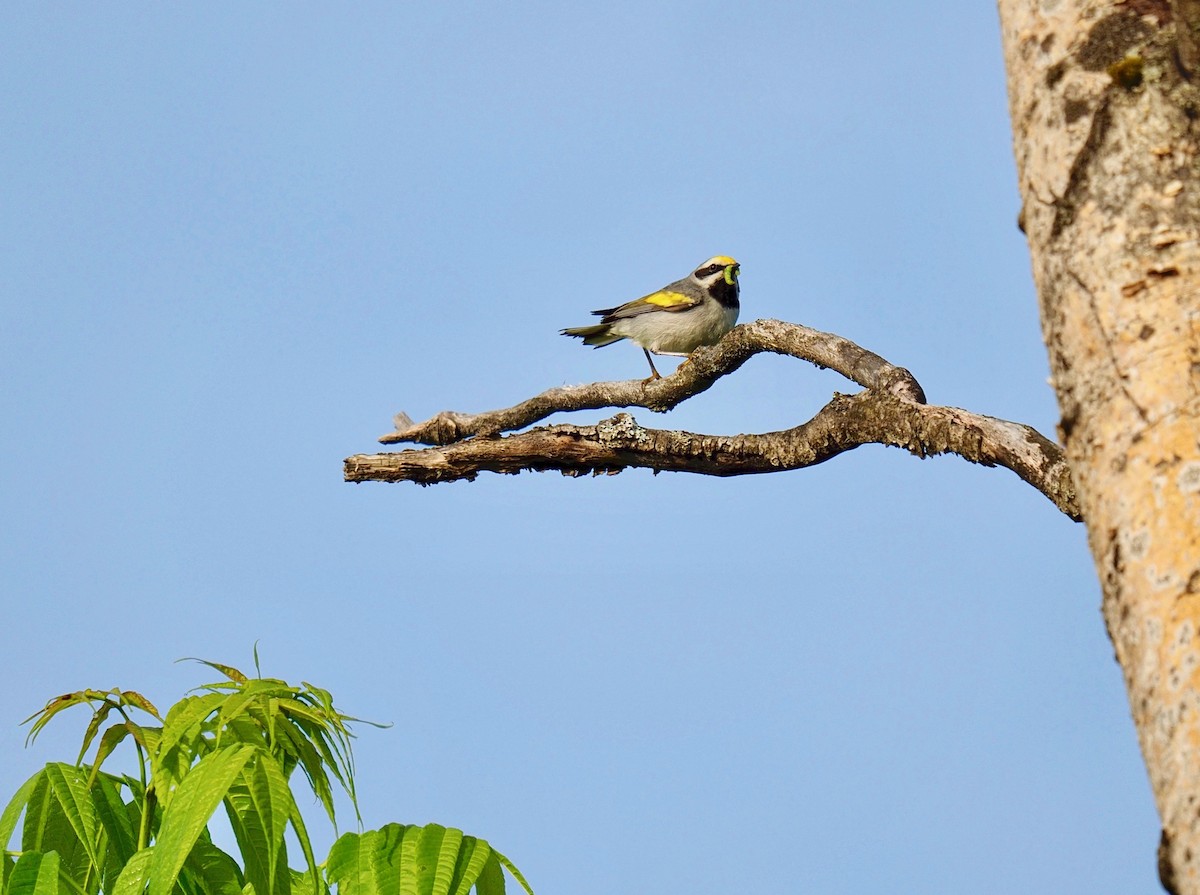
[0,4,1160,893]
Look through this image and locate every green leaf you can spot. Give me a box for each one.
[119,691,161,720]
[493,853,533,895]
[324,826,529,895]
[298,685,334,715]
[445,838,489,895]
[179,659,247,684]
[425,826,461,895]
[23,692,105,747]
[211,682,297,750]
[125,722,159,756]
[472,853,504,895]
[397,825,423,895]
[91,774,136,871]
[90,724,132,780]
[21,771,67,855]
[223,783,268,895]
[283,785,320,895]
[322,831,363,893]
[271,718,334,828]
[0,769,44,852]
[287,866,327,895]
[223,754,295,895]
[279,711,357,825]
[77,702,116,767]
[148,744,256,895]
[154,694,224,802]
[179,838,245,895]
[157,693,223,764]
[398,824,457,895]
[42,764,101,871]
[247,756,291,886]
[122,781,156,863]
[5,851,60,895]
[325,826,405,895]
[18,797,91,889]
[111,847,152,895]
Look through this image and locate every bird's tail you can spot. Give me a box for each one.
[560,324,623,347]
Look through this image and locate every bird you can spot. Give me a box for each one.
[560,256,741,381]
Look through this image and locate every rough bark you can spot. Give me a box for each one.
[347,320,1079,519]
[378,319,925,446]
[998,0,1200,889]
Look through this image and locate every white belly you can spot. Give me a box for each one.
[611,303,739,355]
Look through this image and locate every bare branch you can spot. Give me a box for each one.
[351,319,1078,520]
[350,397,1079,520]
[380,319,925,445]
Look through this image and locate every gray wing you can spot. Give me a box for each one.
[593,283,702,322]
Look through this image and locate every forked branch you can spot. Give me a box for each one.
[346,319,1079,520]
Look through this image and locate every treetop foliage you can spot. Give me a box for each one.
[1,659,533,895]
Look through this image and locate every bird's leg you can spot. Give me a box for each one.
[641,348,662,383]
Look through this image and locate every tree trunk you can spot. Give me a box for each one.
[997,0,1200,889]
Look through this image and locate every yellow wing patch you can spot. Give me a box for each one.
[639,289,699,310]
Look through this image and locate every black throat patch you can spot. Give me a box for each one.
[707,278,740,310]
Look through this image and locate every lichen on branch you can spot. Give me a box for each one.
[346,319,1079,520]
